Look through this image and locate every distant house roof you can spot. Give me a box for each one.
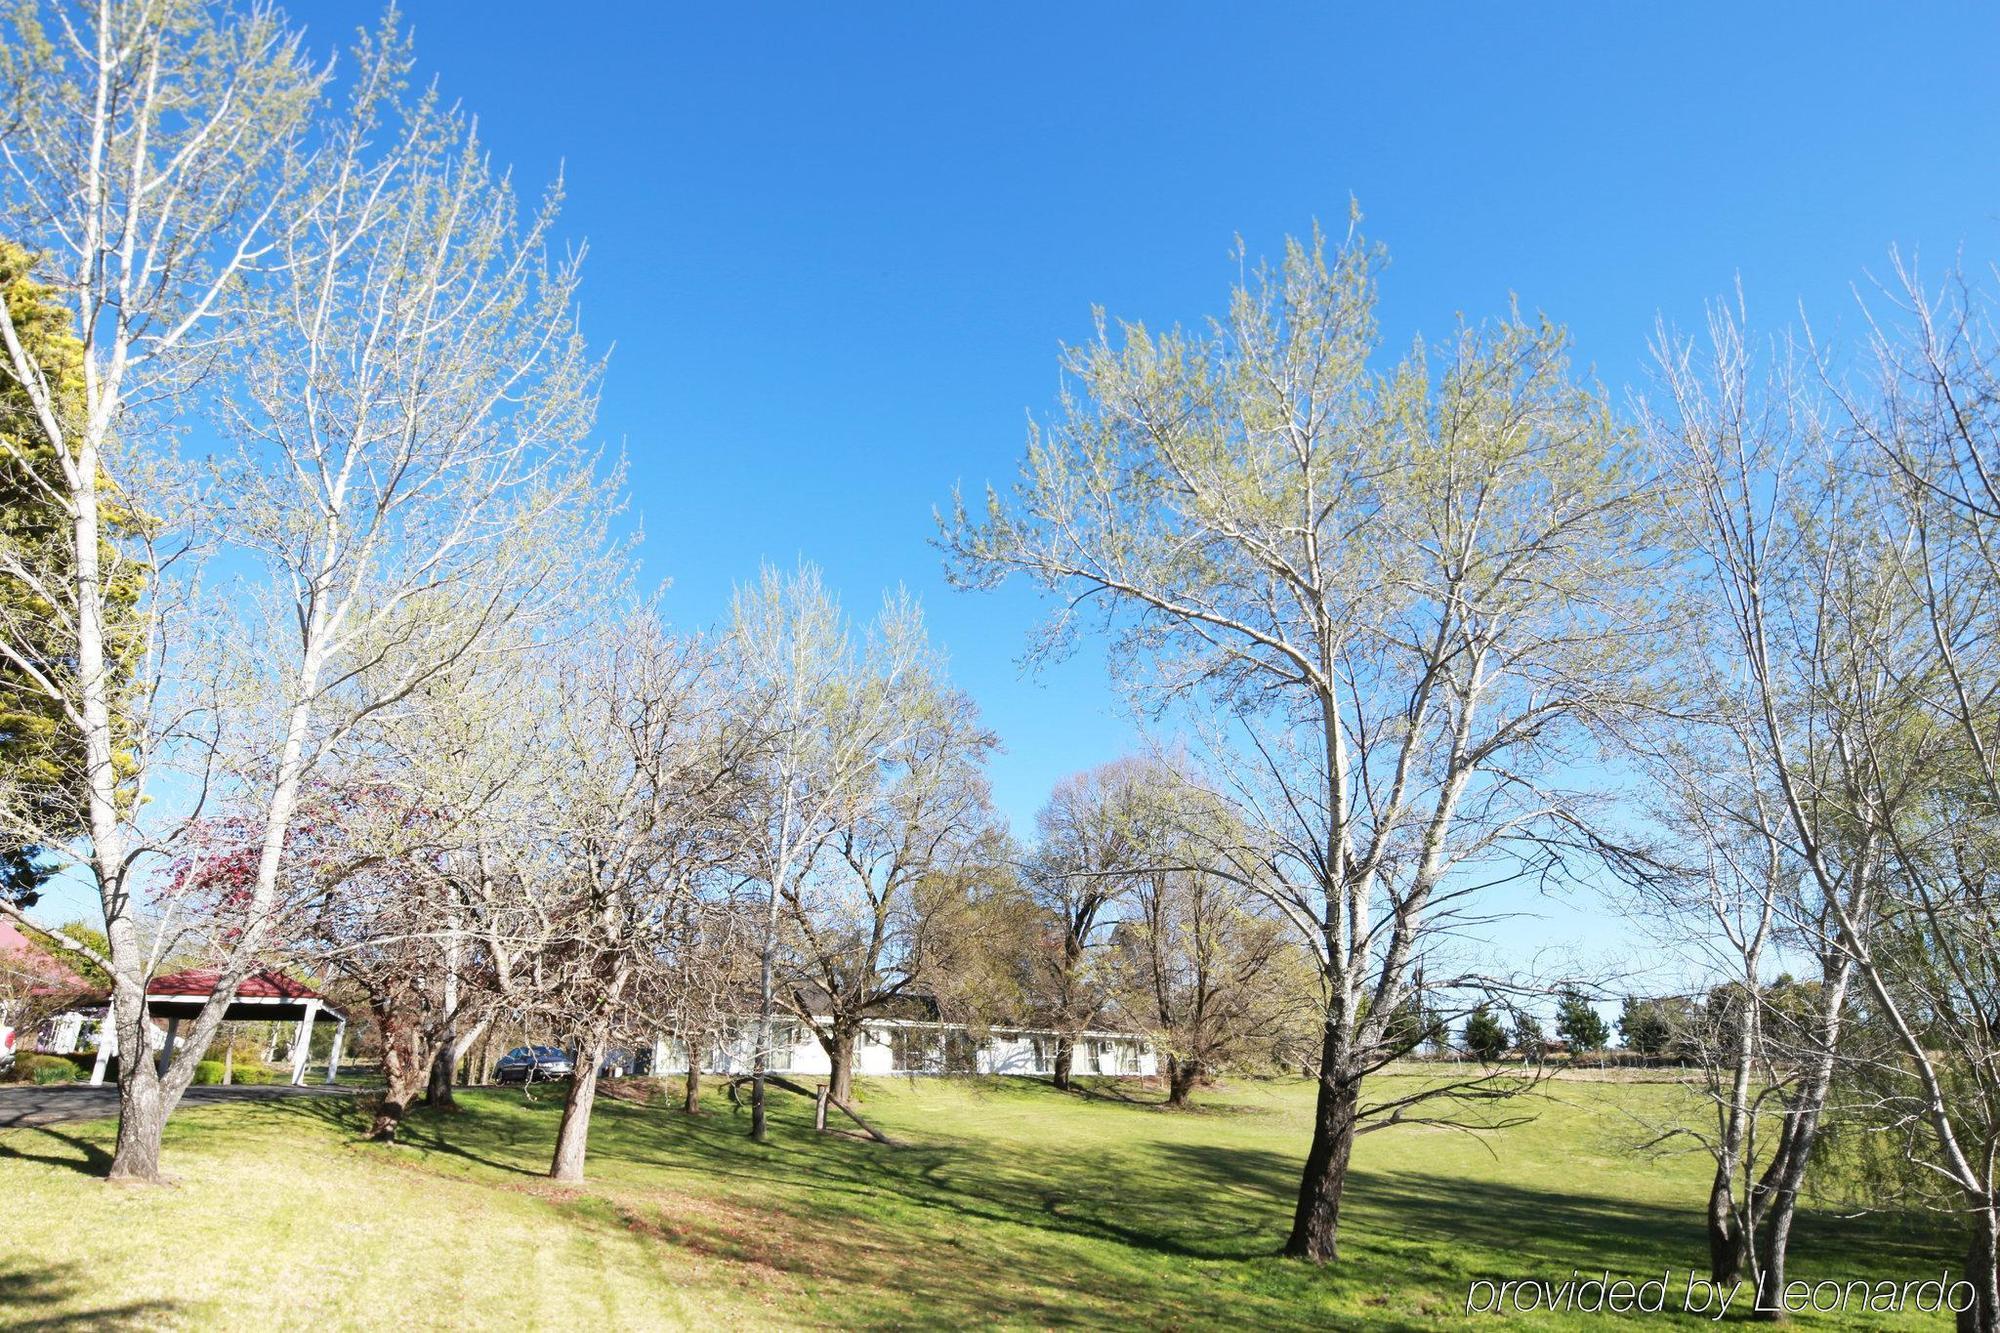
[50,966,344,1024]
[137,968,341,1022]
[147,968,324,1001]
[778,983,940,1023]
[2,917,89,993]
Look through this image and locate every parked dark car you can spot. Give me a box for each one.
[495,1045,574,1084]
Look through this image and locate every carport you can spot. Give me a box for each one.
[87,969,347,1088]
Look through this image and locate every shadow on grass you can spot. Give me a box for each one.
[392,1105,545,1178]
[0,1258,181,1329]
[1066,1078,1162,1108]
[0,1123,114,1177]
[244,1089,550,1179]
[1154,1140,1302,1199]
[184,1078,1966,1330]
[634,1090,1960,1326]
[558,1095,1399,1324]
[329,1086,1287,1324]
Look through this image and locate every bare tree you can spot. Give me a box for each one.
[174,24,603,1180]
[645,895,760,1114]
[309,670,560,1141]
[1617,392,1851,1295]
[0,0,326,1180]
[727,564,930,1140]
[531,615,751,1182]
[1109,779,1316,1106]
[1617,726,1824,1294]
[1815,260,2000,1333]
[163,659,556,1143]
[1648,297,1919,1315]
[778,673,999,1104]
[943,223,1665,1262]
[0,9,608,1178]
[1020,759,1151,1090]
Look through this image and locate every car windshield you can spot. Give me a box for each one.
[534,1046,566,1058]
[503,1048,531,1060]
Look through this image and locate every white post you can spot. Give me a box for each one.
[89,1011,116,1086]
[324,1017,347,1086]
[289,1000,320,1086]
[156,1016,181,1075]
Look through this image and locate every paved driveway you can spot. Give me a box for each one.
[0,1081,353,1130]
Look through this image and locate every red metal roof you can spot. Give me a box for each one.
[147,968,323,1001]
[4,918,89,992]
[0,919,32,955]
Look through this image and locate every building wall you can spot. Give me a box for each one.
[855,1027,897,1075]
[650,1018,1153,1079]
[977,1034,1043,1076]
[36,1011,89,1055]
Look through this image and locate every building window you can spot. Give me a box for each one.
[890,1026,942,1073]
[769,1023,799,1071]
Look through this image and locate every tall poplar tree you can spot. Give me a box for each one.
[944,223,1664,1263]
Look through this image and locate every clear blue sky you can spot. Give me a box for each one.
[280,1,2000,971]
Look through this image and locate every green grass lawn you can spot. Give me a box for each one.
[0,1072,1960,1329]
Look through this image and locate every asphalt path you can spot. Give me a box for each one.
[0,1081,353,1130]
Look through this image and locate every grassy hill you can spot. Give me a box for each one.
[0,1072,1958,1328]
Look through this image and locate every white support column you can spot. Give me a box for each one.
[323,1017,347,1086]
[289,1000,321,1086]
[156,1016,181,1075]
[89,1012,117,1086]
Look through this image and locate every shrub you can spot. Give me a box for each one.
[7,1052,88,1084]
[233,1064,288,1086]
[188,1058,298,1085]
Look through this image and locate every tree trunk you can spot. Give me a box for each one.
[106,1054,167,1184]
[466,1029,489,1087]
[425,1042,456,1109]
[1052,1036,1074,1092]
[751,871,785,1143]
[1752,1186,1792,1318]
[1708,995,1759,1287]
[1285,1025,1360,1263]
[1750,956,1850,1321]
[222,1038,234,1088]
[1961,1207,2000,1333]
[550,1031,609,1182]
[368,1011,427,1142]
[683,1062,702,1115]
[105,959,168,1182]
[77,424,153,1186]
[1166,1056,1199,1108]
[751,969,773,1141]
[1750,1111,1812,1321]
[827,1025,858,1106]
[1707,1168,1748,1288]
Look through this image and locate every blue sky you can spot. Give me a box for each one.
[268,1,2000,972]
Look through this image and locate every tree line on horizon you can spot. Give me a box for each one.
[1,3,1997,1330]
